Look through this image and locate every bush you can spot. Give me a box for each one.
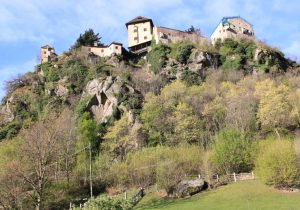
[170,41,195,64]
[212,129,253,174]
[108,146,203,191]
[255,138,299,188]
[77,196,133,210]
[181,71,202,86]
[147,43,170,74]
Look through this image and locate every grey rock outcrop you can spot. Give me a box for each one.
[0,96,15,123]
[173,178,207,198]
[84,76,120,123]
[55,84,69,97]
[188,50,219,71]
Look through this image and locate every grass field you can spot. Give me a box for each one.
[134,180,300,210]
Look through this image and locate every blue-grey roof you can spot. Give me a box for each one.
[221,16,253,27]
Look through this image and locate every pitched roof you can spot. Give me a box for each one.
[110,41,123,46]
[222,16,253,27]
[125,16,154,28]
[41,45,54,49]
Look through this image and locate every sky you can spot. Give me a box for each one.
[1,0,300,100]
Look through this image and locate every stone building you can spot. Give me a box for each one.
[126,16,204,55]
[40,45,57,63]
[210,16,254,45]
[125,16,154,54]
[82,42,123,57]
[153,26,204,45]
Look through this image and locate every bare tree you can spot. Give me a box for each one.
[18,120,62,210]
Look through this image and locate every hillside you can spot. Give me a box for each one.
[0,31,300,209]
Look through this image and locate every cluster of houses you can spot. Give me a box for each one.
[40,16,254,64]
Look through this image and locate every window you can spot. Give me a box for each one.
[115,46,118,49]
[101,49,104,53]
[133,28,138,32]
[144,36,147,40]
[134,37,138,40]
[144,28,147,31]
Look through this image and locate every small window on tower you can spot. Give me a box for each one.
[144,36,147,40]
[115,46,118,49]
[101,49,104,53]
[134,28,138,32]
[134,37,138,40]
[144,28,147,31]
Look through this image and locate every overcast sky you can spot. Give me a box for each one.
[1,0,300,99]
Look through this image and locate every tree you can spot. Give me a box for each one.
[255,138,299,187]
[19,120,63,210]
[185,25,202,36]
[170,102,201,146]
[212,129,253,174]
[71,28,102,49]
[224,78,257,134]
[255,79,294,137]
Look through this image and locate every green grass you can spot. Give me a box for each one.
[135,180,300,210]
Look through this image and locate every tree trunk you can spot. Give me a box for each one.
[274,128,281,139]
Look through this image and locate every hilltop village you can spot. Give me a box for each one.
[3,11,300,210]
[40,16,254,63]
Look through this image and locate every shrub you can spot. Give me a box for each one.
[78,196,133,210]
[170,41,195,64]
[255,138,299,188]
[108,146,203,191]
[147,43,170,74]
[222,55,242,71]
[181,71,202,86]
[212,129,253,174]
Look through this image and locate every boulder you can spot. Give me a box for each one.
[174,178,207,198]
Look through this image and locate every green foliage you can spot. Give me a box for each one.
[61,58,89,93]
[71,28,102,49]
[0,120,22,140]
[147,43,170,74]
[255,138,299,187]
[212,129,254,174]
[170,41,195,64]
[117,88,143,115]
[221,55,242,70]
[77,112,100,156]
[181,71,202,86]
[109,146,203,191]
[218,38,256,71]
[75,196,133,210]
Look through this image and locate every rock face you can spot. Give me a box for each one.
[189,50,219,71]
[254,48,288,72]
[173,178,207,198]
[0,96,15,123]
[84,76,120,123]
[84,76,139,123]
[55,84,69,97]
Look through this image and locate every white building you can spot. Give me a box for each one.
[211,16,254,45]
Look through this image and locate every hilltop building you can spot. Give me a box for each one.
[125,16,154,54]
[40,45,57,63]
[126,16,205,55]
[210,16,254,45]
[82,42,123,57]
